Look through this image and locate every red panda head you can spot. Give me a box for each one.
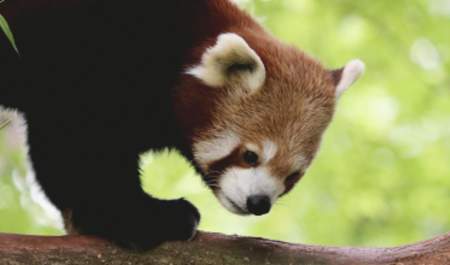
[175,31,364,216]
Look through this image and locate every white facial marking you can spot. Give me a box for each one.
[262,140,278,163]
[218,167,284,215]
[336,59,365,97]
[193,130,240,168]
[187,32,266,93]
[292,154,308,172]
[217,192,243,215]
[244,143,259,153]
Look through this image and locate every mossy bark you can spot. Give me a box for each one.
[0,232,449,265]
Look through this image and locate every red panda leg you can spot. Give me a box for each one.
[69,195,200,249]
[29,136,200,249]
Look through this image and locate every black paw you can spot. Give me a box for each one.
[69,198,200,250]
[112,198,200,250]
[161,198,200,242]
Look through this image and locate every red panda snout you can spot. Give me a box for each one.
[193,135,302,215]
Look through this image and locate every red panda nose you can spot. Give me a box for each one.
[246,195,271,216]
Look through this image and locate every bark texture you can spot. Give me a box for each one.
[0,232,449,265]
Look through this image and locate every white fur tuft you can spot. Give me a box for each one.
[187,33,266,93]
[336,59,365,97]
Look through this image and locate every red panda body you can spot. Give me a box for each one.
[0,0,364,248]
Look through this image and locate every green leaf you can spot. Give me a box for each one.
[0,13,19,54]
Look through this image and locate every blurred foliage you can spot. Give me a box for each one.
[0,0,449,247]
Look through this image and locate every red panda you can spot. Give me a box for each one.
[0,0,364,248]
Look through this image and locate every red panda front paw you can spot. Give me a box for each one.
[68,197,200,250]
[161,198,200,242]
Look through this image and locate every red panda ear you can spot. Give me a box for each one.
[331,59,365,97]
[187,33,266,94]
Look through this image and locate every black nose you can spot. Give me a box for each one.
[246,195,271,216]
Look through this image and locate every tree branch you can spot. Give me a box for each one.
[0,232,449,265]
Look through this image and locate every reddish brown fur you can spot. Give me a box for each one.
[174,0,338,192]
[1,0,354,246]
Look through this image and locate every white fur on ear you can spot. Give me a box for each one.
[187,33,266,93]
[335,59,365,97]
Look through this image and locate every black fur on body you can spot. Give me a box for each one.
[0,0,235,249]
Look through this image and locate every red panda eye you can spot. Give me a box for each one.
[243,150,259,166]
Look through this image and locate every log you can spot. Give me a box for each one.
[0,232,449,265]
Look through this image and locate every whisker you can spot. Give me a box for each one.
[205,180,218,185]
[206,169,224,176]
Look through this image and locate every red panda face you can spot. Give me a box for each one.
[175,32,364,216]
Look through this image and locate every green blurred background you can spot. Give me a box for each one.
[0,0,449,247]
